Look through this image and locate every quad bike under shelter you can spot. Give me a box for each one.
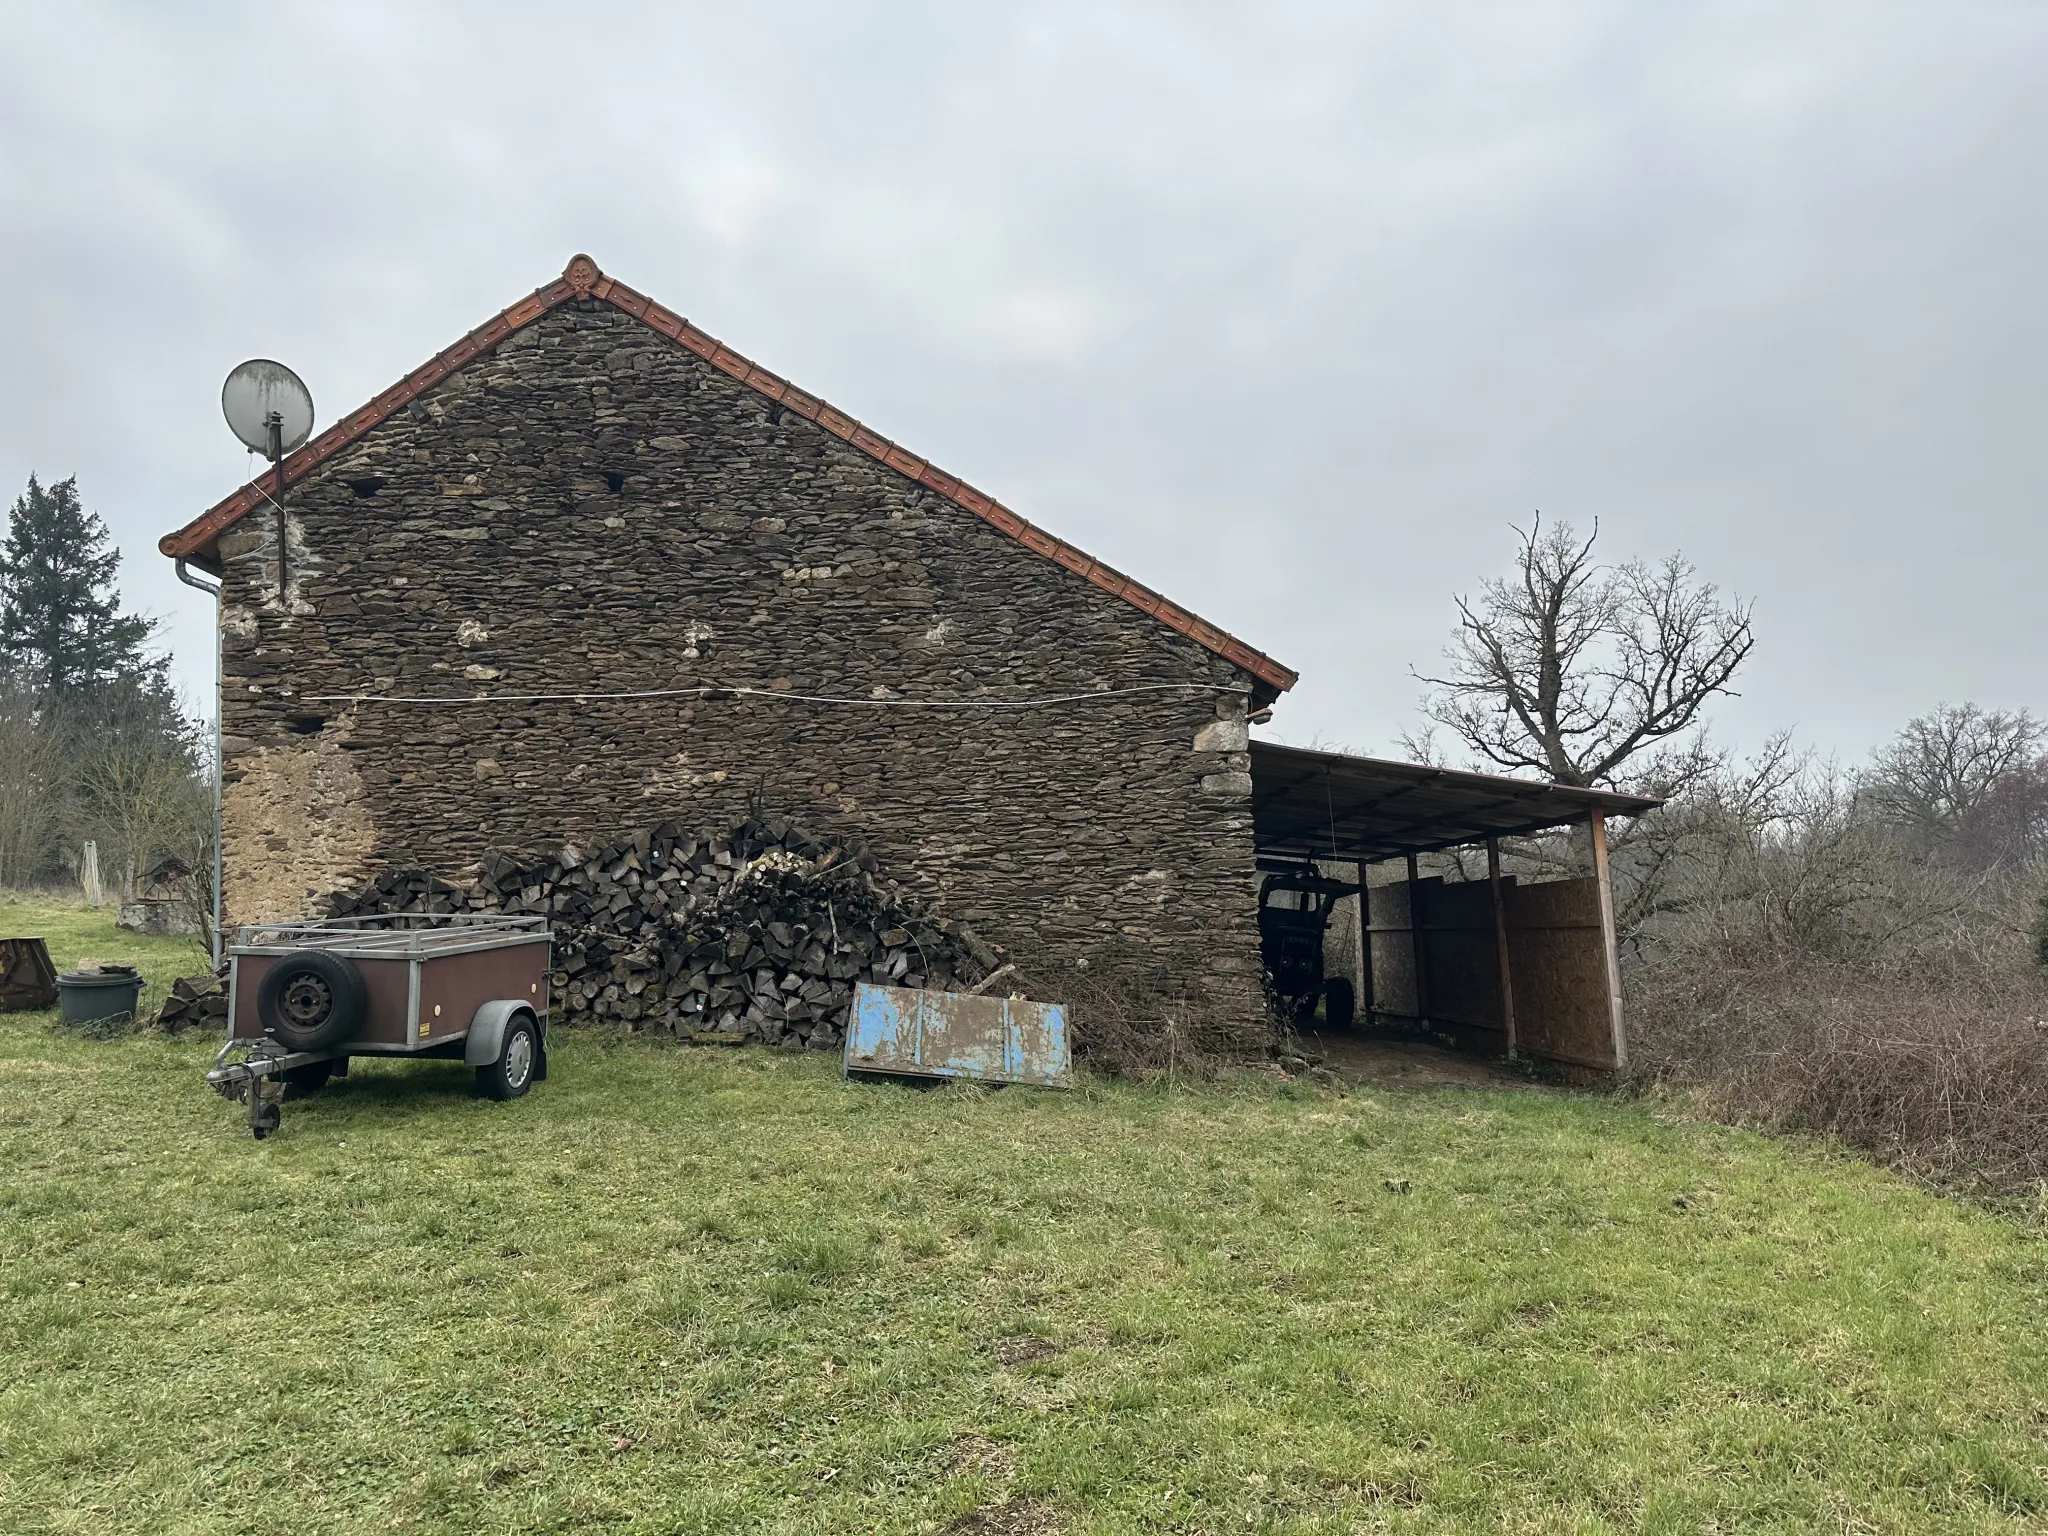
[1257,864,1362,1028]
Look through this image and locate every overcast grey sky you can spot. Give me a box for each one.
[3,1,2042,763]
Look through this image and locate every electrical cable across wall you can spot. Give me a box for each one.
[301,681,1249,709]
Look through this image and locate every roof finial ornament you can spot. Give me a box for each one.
[564,254,601,296]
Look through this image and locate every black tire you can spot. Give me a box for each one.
[1323,976,1356,1030]
[279,1060,335,1098]
[257,951,367,1052]
[475,1013,539,1101]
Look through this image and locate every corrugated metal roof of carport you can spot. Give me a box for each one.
[1249,740,1663,863]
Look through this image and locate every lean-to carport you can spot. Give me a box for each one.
[1248,741,1662,1071]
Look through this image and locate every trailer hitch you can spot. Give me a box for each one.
[208,1041,326,1139]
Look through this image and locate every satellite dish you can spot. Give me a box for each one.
[222,359,314,461]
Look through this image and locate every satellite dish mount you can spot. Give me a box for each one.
[221,359,315,596]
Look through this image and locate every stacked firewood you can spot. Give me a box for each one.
[328,817,1002,1049]
[154,972,228,1034]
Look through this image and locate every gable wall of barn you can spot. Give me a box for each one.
[214,300,1266,1045]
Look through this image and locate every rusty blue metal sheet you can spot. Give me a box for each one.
[846,983,1073,1089]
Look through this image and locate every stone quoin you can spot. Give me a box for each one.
[162,256,1300,1047]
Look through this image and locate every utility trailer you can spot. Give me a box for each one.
[207,915,550,1138]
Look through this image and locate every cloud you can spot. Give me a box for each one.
[1,0,2042,761]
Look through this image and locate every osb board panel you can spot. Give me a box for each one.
[1503,877,1616,1069]
[1368,928,1417,1015]
[221,737,379,925]
[1363,879,1505,1036]
[1360,873,1618,1068]
[1365,882,1419,1016]
[1413,880,1504,1033]
[1319,863,1367,994]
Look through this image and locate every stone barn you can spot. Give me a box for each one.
[160,255,1299,1046]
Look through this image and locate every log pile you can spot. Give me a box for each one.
[329,816,1002,1049]
[154,971,228,1034]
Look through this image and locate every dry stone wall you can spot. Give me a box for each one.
[215,299,1270,1044]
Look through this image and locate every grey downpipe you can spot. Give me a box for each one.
[175,558,225,968]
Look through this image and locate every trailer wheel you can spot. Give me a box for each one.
[476,1012,539,1101]
[1323,977,1356,1030]
[258,951,367,1052]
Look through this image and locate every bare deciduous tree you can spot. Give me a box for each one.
[1624,741,2048,1198]
[1606,731,1806,936]
[1860,702,2044,856]
[1411,518,1754,789]
[77,718,206,903]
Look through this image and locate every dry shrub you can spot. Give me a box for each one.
[1631,961,2048,1198]
[1012,939,1262,1079]
[1625,771,2048,1199]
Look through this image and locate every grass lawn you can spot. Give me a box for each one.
[1,897,2045,1533]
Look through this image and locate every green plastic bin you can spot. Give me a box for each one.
[56,969,144,1027]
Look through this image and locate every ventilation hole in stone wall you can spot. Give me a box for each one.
[284,714,328,736]
[604,471,626,494]
[348,478,387,499]
[767,403,785,426]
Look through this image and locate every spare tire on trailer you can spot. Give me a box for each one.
[257,950,367,1052]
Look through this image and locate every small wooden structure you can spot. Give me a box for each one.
[1249,743,1659,1071]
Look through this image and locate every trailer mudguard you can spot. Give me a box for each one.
[465,1001,545,1072]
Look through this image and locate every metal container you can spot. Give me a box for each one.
[1,938,59,1011]
[56,968,144,1026]
[846,982,1072,1088]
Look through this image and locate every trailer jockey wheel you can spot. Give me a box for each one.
[257,950,367,1052]
[249,1079,284,1139]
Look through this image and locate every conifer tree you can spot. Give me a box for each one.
[0,474,165,709]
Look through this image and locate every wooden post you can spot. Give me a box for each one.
[1487,838,1517,1059]
[1405,851,1429,1023]
[1587,811,1628,1070]
[1354,859,1374,1026]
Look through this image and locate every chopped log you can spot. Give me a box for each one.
[328,815,1002,1051]
[153,968,228,1034]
